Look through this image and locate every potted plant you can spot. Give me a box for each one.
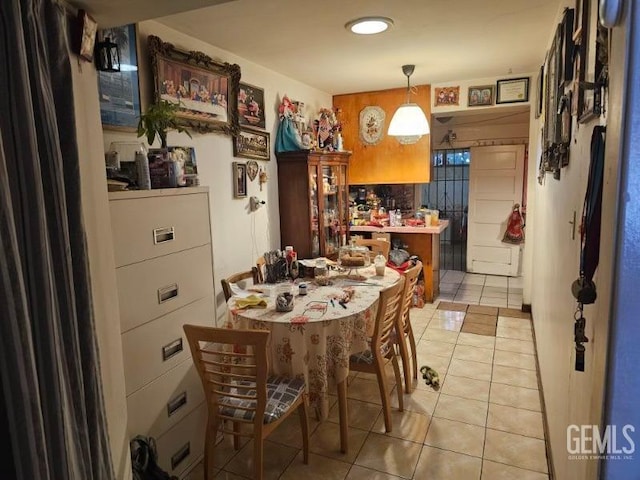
[137,100,192,149]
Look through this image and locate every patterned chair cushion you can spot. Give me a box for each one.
[350,341,391,365]
[218,376,305,424]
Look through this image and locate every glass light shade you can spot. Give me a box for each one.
[388,103,430,143]
[346,17,393,35]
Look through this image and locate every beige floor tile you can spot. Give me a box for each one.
[424,417,485,457]
[492,365,539,389]
[268,411,321,448]
[453,344,494,364]
[354,432,422,478]
[415,446,482,480]
[441,375,490,402]
[495,337,535,355]
[392,387,439,415]
[416,351,451,375]
[433,309,467,320]
[457,332,496,349]
[487,403,545,439]
[463,273,486,285]
[484,429,548,473]
[493,350,537,371]
[280,452,351,480]
[309,421,369,464]
[508,277,524,288]
[224,439,298,479]
[211,434,248,470]
[433,394,488,427]
[457,285,483,294]
[481,460,549,480]
[428,317,464,332]
[479,297,508,307]
[484,275,508,287]
[448,358,493,381]
[498,317,532,330]
[417,339,456,358]
[467,304,499,315]
[498,307,530,319]
[454,295,481,304]
[496,325,533,341]
[464,313,498,327]
[346,377,384,405]
[345,465,403,479]
[372,409,431,443]
[461,322,496,336]
[423,328,459,344]
[490,383,542,411]
[327,398,382,431]
[437,301,468,311]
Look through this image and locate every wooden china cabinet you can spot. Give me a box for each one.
[276,150,351,259]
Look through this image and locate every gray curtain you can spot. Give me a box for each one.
[0,0,114,479]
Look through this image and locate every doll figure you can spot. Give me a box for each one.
[503,203,525,244]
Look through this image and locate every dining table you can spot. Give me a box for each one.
[225,264,401,452]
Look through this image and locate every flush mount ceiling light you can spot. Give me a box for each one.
[345,16,394,35]
[388,64,430,145]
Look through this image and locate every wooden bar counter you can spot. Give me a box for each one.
[350,220,449,303]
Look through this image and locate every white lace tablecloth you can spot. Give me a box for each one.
[225,266,400,418]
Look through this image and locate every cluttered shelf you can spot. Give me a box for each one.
[349,220,449,235]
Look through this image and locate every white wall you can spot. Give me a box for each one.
[528,2,622,479]
[103,20,332,323]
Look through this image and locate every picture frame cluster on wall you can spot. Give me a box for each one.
[468,85,494,107]
[496,77,530,104]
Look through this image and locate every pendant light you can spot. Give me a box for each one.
[388,64,430,145]
[95,37,121,72]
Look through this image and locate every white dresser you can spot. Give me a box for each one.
[109,187,215,478]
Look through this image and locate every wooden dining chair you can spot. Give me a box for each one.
[354,238,391,259]
[221,270,258,302]
[183,325,309,480]
[255,256,266,284]
[347,277,405,432]
[394,261,423,393]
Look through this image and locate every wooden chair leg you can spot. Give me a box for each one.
[374,359,393,432]
[337,379,349,453]
[253,433,264,480]
[233,421,241,450]
[204,416,218,480]
[391,354,404,412]
[408,326,418,385]
[397,336,412,394]
[298,397,310,464]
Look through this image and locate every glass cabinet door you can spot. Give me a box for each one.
[320,164,347,257]
[309,165,320,257]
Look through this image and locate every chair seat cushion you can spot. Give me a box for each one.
[350,342,392,365]
[219,376,305,424]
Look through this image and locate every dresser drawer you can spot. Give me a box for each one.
[155,401,207,478]
[122,295,213,394]
[110,191,211,267]
[127,358,204,439]
[117,245,214,332]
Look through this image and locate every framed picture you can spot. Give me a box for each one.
[233,127,271,161]
[496,77,530,104]
[148,35,241,136]
[573,0,583,42]
[535,65,544,118]
[434,86,460,106]
[97,24,141,131]
[560,8,575,86]
[233,162,247,198]
[468,85,494,107]
[77,10,98,62]
[578,1,607,124]
[238,82,266,129]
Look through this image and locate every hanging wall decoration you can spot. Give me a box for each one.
[148,35,241,136]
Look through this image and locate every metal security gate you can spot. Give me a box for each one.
[421,149,470,272]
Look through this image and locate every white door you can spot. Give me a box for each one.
[467,145,525,276]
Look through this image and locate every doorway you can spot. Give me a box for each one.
[421,148,470,272]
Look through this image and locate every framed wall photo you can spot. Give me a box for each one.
[496,77,530,104]
[77,10,98,62]
[238,82,266,129]
[535,65,544,118]
[434,86,460,106]
[233,162,247,198]
[148,35,241,136]
[97,24,141,131]
[233,127,271,161]
[468,85,494,107]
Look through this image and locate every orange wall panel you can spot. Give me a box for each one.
[333,85,431,185]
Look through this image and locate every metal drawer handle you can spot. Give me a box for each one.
[162,338,183,361]
[153,226,175,244]
[171,442,190,470]
[167,391,188,417]
[158,284,179,304]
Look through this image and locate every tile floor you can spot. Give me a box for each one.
[439,270,524,309]
[185,274,548,480]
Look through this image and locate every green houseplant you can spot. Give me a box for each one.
[137,100,192,148]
